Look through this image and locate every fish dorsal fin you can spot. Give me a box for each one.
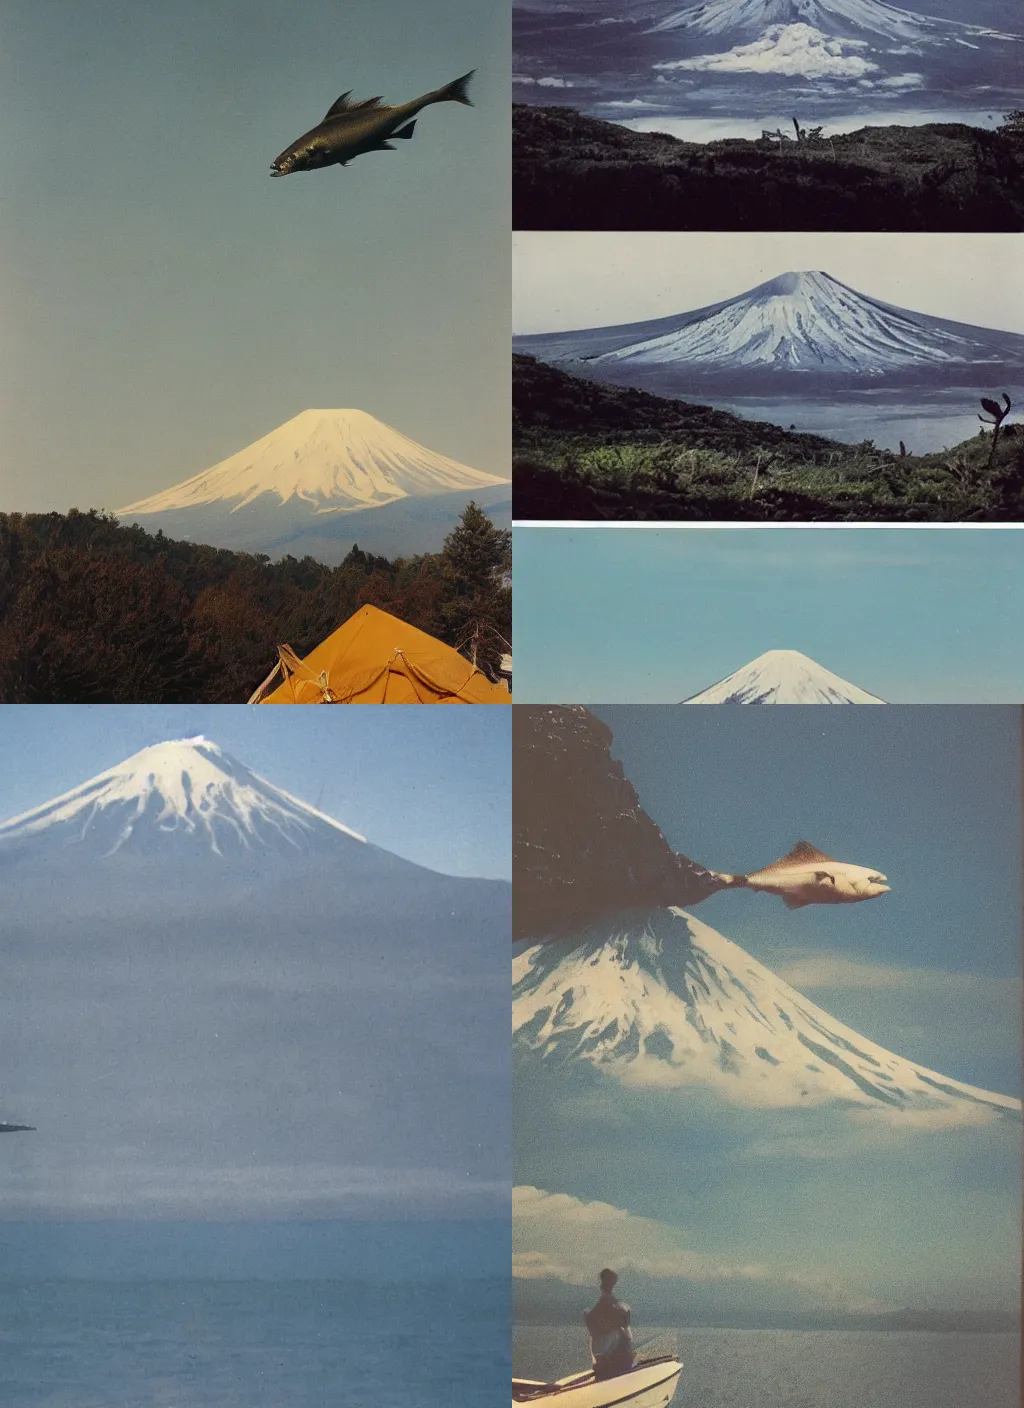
[324,91,353,118]
[323,92,384,119]
[764,840,837,872]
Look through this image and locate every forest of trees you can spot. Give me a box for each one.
[0,503,511,703]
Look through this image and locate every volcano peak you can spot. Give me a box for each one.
[514,267,1024,386]
[0,738,367,858]
[647,0,1022,42]
[683,649,885,703]
[514,909,1021,1119]
[758,269,833,297]
[117,409,508,517]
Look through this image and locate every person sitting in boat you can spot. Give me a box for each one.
[585,1269,634,1381]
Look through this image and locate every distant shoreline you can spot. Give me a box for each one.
[512,1313,1021,1335]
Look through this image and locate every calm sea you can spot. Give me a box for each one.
[514,1324,1020,1408]
[0,1277,507,1408]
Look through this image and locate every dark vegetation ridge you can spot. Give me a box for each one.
[513,105,1024,231]
[513,355,1024,522]
[0,503,511,703]
[513,705,722,942]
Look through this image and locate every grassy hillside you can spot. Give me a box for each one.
[513,355,1024,521]
[513,105,1024,232]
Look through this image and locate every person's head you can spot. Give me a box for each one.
[599,1268,618,1294]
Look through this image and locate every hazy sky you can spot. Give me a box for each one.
[0,0,508,514]
[513,526,1024,704]
[513,232,1024,334]
[0,705,511,879]
[514,706,1021,1319]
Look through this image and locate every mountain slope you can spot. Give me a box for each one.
[119,483,512,566]
[646,0,1021,40]
[0,737,366,862]
[682,649,886,703]
[513,272,1024,393]
[513,908,1021,1117]
[119,410,508,517]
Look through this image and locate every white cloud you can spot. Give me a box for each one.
[4,1161,510,1219]
[768,948,1014,997]
[654,23,880,80]
[513,1185,888,1312]
[746,1098,1006,1159]
[513,1185,632,1224]
[878,72,925,88]
[513,75,575,88]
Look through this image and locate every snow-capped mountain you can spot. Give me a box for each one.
[646,0,1020,42]
[116,410,510,564]
[514,0,1024,125]
[120,410,506,517]
[513,908,1021,1117]
[513,271,1024,395]
[683,650,885,703]
[1,741,510,1216]
[0,737,366,862]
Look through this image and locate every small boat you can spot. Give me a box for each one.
[513,1354,683,1408]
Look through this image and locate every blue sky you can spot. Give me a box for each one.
[513,527,1024,703]
[0,0,508,513]
[0,706,511,879]
[514,705,1022,1320]
[595,705,1021,1092]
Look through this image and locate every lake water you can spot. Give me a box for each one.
[0,1277,508,1408]
[514,1324,1020,1408]
[707,391,1021,456]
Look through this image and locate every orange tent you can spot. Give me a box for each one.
[250,605,510,704]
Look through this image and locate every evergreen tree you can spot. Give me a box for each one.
[438,503,511,676]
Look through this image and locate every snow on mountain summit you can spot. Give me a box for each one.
[514,270,1024,390]
[513,909,1021,1120]
[592,270,1023,377]
[683,650,885,704]
[0,737,366,859]
[118,410,508,517]
[647,0,1021,41]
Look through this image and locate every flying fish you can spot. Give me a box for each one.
[717,841,891,910]
[270,71,474,177]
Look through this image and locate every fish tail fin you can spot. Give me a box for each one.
[710,871,747,889]
[434,70,475,106]
[392,121,417,139]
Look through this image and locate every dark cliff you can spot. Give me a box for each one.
[513,705,724,942]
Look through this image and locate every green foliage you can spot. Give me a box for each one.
[0,506,510,702]
[438,502,512,675]
[513,356,1024,522]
